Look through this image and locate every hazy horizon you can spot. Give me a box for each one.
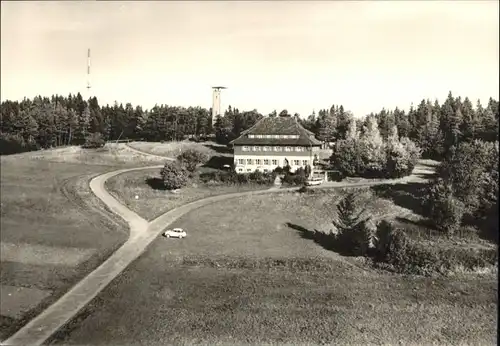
[1,1,498,117]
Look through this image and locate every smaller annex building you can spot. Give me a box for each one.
[230,116,322,173]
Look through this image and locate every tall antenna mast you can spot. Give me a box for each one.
[86,48,91,97]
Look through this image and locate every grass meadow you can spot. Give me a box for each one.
[0,154,130,339]
[50,189,497,345]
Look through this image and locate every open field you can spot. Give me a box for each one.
[105,168,273,221]
[24,143,167,167]
[128,140,233,158]
[0,150,137,339]
[50,188,497,345]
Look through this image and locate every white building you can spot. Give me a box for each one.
[230,116,322,173]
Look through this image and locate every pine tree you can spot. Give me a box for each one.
[460,97,476,141]
[317,108,337,143]
[440,91,462,156]
[376,108,395,140]
[332,192,372,256]
[336,105,351,140]
[394,107,409,138]
[279,109,290,117]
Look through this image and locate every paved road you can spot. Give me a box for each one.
[1,161,435,345]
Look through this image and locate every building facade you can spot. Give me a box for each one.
[230,117,322,173]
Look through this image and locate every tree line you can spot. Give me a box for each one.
[1,91,498,159]
[300,91,499,160]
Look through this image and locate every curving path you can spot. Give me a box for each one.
[2,162,434,346]
[124,142,176,161]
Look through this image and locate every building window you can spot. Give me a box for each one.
[238,168,243,172]
[256,159,262,165]
[295,147,304,152]
[248,135,255,139]
[242,146,249,151]
[291,135,299,139]
[272,159,278,165]
[238,159,245,165]
[293,160,300,166]
[263,146,270,151]
[247,168,251,172]
[302,160,309,166]
[265,135,272,138]
[285,147,292,152]
[264,168,269,173]
[272,134,279,139]
[273,146,282,151]
[247,159,253,165]
[264,159,270,165]
[283,135,289,139]
[253,146,260,151]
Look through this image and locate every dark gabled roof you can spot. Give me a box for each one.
[230,116,322,146]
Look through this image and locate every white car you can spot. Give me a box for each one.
[163,228,187,239]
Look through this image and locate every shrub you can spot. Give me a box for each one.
[177,149,209,172]
[385,137,421,178]
[423,179,465,235]
[304,164,312,177]
[82,132,105,149]
[160,161,189,190]
[200,170,274,186]
[281,171,306,186]
[249,170,264,181]
[274,166,284,174]
[219,171,238,184]
[335,219,373,256]
[457,225,480,239]
[378,229,442,275]
[282,163,291,174]
[0,132,38,155]
[237,173,249,184]
[373,224,497,275]
[439,247,498,271]
[298,186,308,193]
[374,220,395,261]
[295,167,307,185]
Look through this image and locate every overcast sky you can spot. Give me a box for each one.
[1,1,498,117]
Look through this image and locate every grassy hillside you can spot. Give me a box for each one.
[50,189,497,345]
[0,154,131,339]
